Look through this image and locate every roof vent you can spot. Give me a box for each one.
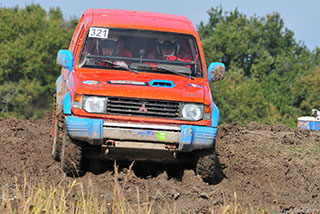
[149,80,175,88]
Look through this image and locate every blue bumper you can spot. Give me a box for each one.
[66,115,217,151]
[66,116,104,145]
[179,125,217,152]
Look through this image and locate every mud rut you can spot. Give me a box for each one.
[0,114,319,213]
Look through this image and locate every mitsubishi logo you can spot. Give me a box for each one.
[139,104,148,112]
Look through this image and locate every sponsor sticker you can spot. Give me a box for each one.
[82,80,99,85]
[107,80,147,86]
[188,83,202,88]
[157,132,167,141]
[131,130,154,136]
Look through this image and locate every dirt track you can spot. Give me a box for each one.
[0,114,320,213]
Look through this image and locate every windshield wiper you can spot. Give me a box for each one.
[129,63,153,71]
[154,65,193,79]
[100,59,139,74]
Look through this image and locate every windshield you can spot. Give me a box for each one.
[78,27,203,78]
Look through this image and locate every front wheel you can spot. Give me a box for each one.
[60,122,86,177]
[194,149,223,185]
[51,94,63,161]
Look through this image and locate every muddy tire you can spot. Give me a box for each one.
[60,122,85,177]
[194,150,223,185]
[51,94,63,161]
[52,113,63,161]
[166,164,184,180]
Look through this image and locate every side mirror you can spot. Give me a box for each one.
[57,50,74,71]
[207,62,225,82]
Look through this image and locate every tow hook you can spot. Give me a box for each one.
[103,140,116,155]
[166,144,177,151]
[104,148,109,155]
[105,140,115,146]
[173,151,178,159]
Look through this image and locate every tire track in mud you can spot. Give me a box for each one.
[0,116,319,213]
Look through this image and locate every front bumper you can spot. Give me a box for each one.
[66,115,217,152]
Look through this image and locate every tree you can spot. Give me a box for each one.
[0,4,77,118]
[292,67,320,115]
[211,70,280,125]
[200,6,316,127]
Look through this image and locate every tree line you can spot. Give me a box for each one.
[0,4,319,127]
[199,7,320,127]
[0,4,77,118]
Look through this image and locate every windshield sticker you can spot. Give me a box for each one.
[107,80,148,86]
[188,84,202,88]
[82,80,99,85]
[88,27,109,38]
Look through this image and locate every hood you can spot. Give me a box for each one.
[75,69,206,103]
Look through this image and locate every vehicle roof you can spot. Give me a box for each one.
[83,9,197,35]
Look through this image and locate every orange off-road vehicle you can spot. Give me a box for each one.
[52,9,225,184]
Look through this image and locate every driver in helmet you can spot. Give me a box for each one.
[100,38,119,56]
[99,36,132,67]
[100,37,132,58]
[148,39,191,62]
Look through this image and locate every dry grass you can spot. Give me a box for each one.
[0,164,268,214]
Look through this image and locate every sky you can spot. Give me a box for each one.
[1,0,319,50]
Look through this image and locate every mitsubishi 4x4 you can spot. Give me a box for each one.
[52,9,225,184]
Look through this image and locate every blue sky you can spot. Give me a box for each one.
[1,0,319,50]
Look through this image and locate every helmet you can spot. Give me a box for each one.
[157,40,180,57]
[99,37,119,56]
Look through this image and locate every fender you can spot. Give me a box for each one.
[55,74,63,113]
[62,69,74,115]
[206,83,219,128]
[63,91,72,115]
[211,101,219,127]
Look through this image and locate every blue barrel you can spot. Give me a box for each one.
[297,117,320,131]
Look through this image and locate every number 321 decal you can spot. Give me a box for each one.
[88,27,109,38]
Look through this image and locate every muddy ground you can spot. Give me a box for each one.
[0,114,319,213]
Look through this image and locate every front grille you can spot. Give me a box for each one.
[106,97,180,119]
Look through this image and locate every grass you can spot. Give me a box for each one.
[0,163,272,214]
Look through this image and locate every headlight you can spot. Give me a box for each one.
[83,96,106,113]
[181,104,203,121]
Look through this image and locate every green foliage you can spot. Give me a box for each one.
[1,4,320,127]
[211,71,279,125]
[292,67,320,112]
[0,4,77,119]
[201,6,319,127]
